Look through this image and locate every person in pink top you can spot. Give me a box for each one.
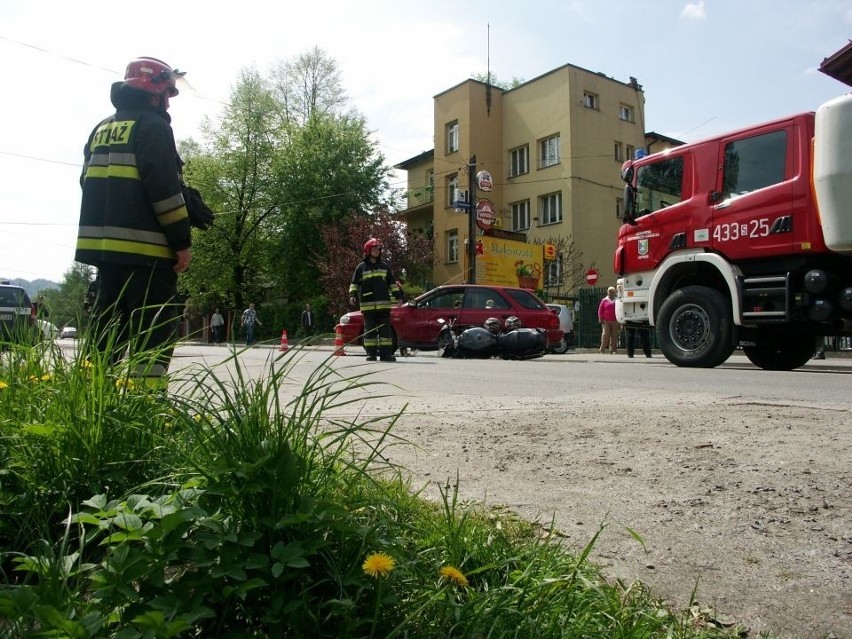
[597,286,620,354]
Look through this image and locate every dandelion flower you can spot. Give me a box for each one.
[115,378,136,390]
[439,565,469,587]
[362,552,395,578]
[0,380,8,390]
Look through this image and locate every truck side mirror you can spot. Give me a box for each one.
[621,184,638,226]
[709,191,723,203]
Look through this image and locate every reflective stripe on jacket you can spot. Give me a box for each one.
[349,259,402,313]
[76,84,190,268]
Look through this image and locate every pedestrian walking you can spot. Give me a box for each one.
[241,303,262,345]
[76,57,211,385]
[300,303,314,336]
[349,238,404,362]
[598,286,620,354]
[210,308,225,343]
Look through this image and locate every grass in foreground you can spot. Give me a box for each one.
[0,332,757,638]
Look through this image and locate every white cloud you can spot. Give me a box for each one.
[681,1,707,21]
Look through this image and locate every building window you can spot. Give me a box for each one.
[446,120,459,153]
[511,200,530,231]
[509,145,529,177]
[619,104,634,122]
[614,142,624,162]
[446,229,459,263]
[626,144,635,161]
[539,134,560,168]
[545,260,562,287]
[616,197,625,218]
[447,174,458,208]
[426,169,434,188]
[539,192,562,225]
[583,91,599,110]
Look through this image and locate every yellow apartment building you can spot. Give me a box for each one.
[395,62,652,296]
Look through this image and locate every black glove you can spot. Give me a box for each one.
[182,183,215,230]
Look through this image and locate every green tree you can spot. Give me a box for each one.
[179,49,391,323]
[178,68,281,315]
[38,262,95,329]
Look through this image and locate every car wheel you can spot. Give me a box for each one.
[657,286,734,368]
[743,332,815,371]
[549,336,569,355]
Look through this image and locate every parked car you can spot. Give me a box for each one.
[36,319,59,340]
[59,325,78,339]
[546,304,575,354]
[0,282,36,347]
[336,284,562,353]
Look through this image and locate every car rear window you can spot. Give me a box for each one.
[0,287,30,307]
[505,288,546,310]
[463,290,510,310]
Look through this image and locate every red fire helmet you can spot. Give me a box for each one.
[124,57,185,97]
[363,238,383,256]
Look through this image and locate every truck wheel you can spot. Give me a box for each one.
[657,286,734,368]
[742,334,815,371]
[549,335,569,354]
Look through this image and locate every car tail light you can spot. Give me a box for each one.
[547,314,559,329]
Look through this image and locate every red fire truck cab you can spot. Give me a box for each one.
[614,94,852,370]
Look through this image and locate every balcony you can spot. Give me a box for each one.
[402,185,434,211]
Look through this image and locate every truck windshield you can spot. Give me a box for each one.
[635,157,684,217]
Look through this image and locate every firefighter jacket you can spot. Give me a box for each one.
[76,82,191,269]
[349,258,403,313]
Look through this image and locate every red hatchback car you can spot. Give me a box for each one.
[336,284,563,353]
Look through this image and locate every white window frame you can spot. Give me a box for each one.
[509,145,529,177]
[446,120,459,153]
[539,134,560,169]
[619,104,634,122]
[626,144,635,161]
[614,141,624,162]
[545,259,562,287]
[539,192,562,225]
[447,174,459,208]
[583,91,599,110]
[511,200,530,231]
[446,229,459,263]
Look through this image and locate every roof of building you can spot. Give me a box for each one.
[819,41,852,87]
[394,149,434,170]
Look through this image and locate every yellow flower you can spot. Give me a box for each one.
[362,552,395,578]
[115,378,136,390]
[439,565,469,587]
[0,380,8,390]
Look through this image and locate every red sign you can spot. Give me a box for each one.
[476,199,496,230]
[585,268,599,285]
[544,243,556,260]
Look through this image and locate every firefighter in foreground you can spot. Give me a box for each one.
[349,238,404,362]
[76,57,212,384]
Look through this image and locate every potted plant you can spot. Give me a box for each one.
[515,261,541,290]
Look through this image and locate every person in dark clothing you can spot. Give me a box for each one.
[349,238,404,362]
[625,325,653,358]
[300,303,314,336]
[76,57,192,384]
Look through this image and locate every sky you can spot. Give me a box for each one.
[1,0,850,283]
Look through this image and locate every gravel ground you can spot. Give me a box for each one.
[378,384,852,639]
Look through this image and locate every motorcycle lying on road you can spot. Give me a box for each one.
[437,316,548,360]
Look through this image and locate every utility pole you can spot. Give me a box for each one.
[467,154,477,284]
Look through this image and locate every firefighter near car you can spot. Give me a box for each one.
[614,93,852,371]
[349,238,404,362]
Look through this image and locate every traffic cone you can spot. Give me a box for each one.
[278,328,290,352]
[333,326,347,356]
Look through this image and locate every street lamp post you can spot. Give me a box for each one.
[467,154,477,284]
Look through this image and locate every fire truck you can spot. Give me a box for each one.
[613,93,852,370]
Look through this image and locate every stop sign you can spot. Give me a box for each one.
[585,268,599,286]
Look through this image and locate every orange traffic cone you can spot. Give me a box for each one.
[333,326,347,356]
[278,329,290,352]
